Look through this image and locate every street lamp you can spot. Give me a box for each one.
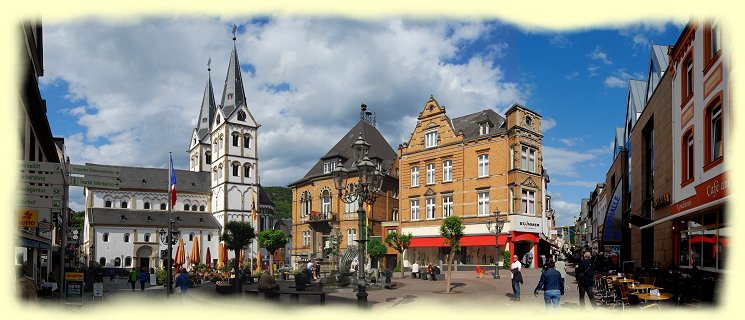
[332,132,386,307]
[485,208,505,279]
[158,218,180,297]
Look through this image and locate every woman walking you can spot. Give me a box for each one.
[534,260,564,310]
[128,268,137,291]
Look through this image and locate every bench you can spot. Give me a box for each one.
[215,281,233,294]
[245,287,326,305]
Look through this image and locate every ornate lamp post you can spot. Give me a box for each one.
[158,218,180,297]
[485,208,505,279]
[332,133,386,307]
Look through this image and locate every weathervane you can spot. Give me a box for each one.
[232,23,237,41]
[207,57,211,72]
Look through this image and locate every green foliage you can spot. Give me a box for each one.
[263,186,292,220]
[72,211,85,232]
[258,230,289,254]
[155,267,167,285]
[439,216,465,253]
[220,221,256,252]
[502,250,511,270]
[393,265,401,272]
[384,231,412,254]
[367,238,387,261]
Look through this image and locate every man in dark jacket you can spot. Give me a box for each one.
[577,251,597,309]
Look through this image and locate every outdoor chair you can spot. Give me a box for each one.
[611,284,631,311]
[640,303,661,311]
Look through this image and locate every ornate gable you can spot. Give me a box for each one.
[424,188,436,196]
[521,177,538,189]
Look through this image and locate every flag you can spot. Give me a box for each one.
[170,154,177,207]
[251,193,257,221]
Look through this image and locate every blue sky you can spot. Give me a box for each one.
[38,17,684,227]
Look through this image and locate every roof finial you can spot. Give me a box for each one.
[232,23,237,41]
[207,57,211,72]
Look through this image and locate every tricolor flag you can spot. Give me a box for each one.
[169,154,177,207]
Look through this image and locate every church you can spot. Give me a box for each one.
[82,33,275,272]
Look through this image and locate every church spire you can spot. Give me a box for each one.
[220,23,247,117]
[195,57,216,139]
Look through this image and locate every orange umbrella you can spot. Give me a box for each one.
[190,236,201,265]
[217,243,224,269]
[174,239,186,266]
[205,247,212,269]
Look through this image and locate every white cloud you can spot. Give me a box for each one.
[551,179,598,188]
[604,68,643,88]
[558,137,583,147]
[619,22,668,48]
[41,17,529,188]
[589,46,612,65]
[542,145,610,178]
[541,118,557,131]
[565,71,579,80]
[587,64,599,78]
[549,34,571,48]
[552,199,581,227]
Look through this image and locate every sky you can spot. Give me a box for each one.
[38,16,685,227]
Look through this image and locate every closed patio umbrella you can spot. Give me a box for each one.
[217,243,224,269]
[174,239,186,267]
[190,236,201,265]
[205,247,212,269]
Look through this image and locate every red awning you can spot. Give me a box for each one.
[409,235,507,248]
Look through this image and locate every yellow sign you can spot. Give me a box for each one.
[65,272,84,281]
[18,209,38,227]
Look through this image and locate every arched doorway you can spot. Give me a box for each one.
[136,246,153,271]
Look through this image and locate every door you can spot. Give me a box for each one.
[139,258,149,271]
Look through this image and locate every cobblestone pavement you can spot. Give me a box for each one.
[33,264,629,313]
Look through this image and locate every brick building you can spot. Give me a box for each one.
[397,96,548,270]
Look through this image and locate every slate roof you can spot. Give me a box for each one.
[273,219,292,234]
[83,163,210,193]
[195,73,216,140]
[89,208,221,229]
[451,109,507,141]
[219,43,247,119]
[289,120,396,186]
[258,185,274,207]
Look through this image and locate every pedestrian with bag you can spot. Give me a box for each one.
[174,268,190,302]
[128,268,137,291]
[511,265,524,301]
[576,251,597,309]
[534,259,564,310]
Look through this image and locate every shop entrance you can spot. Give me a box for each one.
[512,241,536,268]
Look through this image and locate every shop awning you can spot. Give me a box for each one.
[629,214,654,227]
[409,235,507,248]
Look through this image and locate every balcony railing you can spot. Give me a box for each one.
[309,211,336,222]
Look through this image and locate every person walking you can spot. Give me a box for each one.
[534,260,564,310]
[174,268,190,303]
[128,268,138,291]
[138,268,148,291]
[511,265,523,301]
[576,251,598,309]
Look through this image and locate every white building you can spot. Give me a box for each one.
[82,35,275,271]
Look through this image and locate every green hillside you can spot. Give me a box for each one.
[264,186,292,220]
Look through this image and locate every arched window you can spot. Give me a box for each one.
[213,168,217,181]
[219,135,224,150]
[105,200,112,208]
[114,257,121,267]
[103,233,110,242]
[160,203,167,210]
[189,233,195,241]
[144,202,151,209]
[244,164,252,178]
[124,233,130,242]
[144,233,151,242]
[184,204,190,211]
[232,132,240,147]
[218,164,223,179]
[321,189,331,215]
[191,205,197,211]
[243,134,251,149]
[205,151,212,164]
[238,111,246,121]
[213,141,219,157]
[125,256,132,267]
[121,201,128,209]
[99,257,106,266]
[199,205,205,211]
[216,115,221,124]
[207,233,212,241]
[232,162,240,177]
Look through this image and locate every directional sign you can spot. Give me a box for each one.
[20,160,63,172]
[69,164,121,178]
[19,172,63,184]
[69,176,120,190]
[18,184,63,197]
[18,196,63,209]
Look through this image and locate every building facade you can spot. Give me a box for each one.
[289,106,399,269]
[398,97,547,270]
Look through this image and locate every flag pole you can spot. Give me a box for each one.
[166,152,172,298]
[253,191,261,273]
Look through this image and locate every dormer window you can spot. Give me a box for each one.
[202,117,207,123]
[424,130,438,148]
[227,93,233,100]
[323,161,337,174]
[479,123,489,135]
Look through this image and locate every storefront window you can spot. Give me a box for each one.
[718,224,728,269]
[679,210,726,270]
[679,230,689,266]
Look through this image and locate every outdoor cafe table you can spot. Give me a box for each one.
[627,284,656,293]
[637,293,674,301]
[614,279,636,285]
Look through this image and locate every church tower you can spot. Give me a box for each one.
[189,28,261,260]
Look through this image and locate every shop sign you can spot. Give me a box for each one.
[653,193,671,209]
[511,215,542,233]
[602,183,623,244]
[671,173,728,214]
[18,209,38,227]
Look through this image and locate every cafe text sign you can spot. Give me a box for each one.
[671,173,728,214]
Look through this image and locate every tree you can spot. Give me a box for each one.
[440,216,465,293]
[220,221,255,292]
[384,231,412,279]
[257,230,288,277]
[367,238,387,269]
